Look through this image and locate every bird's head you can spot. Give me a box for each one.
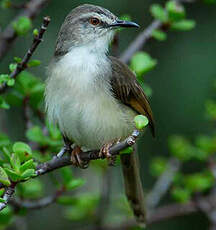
[54,4,139,56]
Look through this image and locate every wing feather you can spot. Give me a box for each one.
[110,56,155,136]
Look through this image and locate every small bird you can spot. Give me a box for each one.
[45,4,154,225]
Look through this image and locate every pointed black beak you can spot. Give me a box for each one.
[108,19,140,28]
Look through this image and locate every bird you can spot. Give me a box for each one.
[45,4,154,225]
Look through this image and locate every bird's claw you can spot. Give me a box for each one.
[99,140,120,166]
[71,146,89,169]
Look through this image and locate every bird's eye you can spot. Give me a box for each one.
[89,17,100,26]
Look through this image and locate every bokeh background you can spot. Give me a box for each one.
[1,0,216,229]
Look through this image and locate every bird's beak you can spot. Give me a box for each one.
[108,19,140,28]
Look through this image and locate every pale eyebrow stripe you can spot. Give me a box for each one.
[77,12,114,24]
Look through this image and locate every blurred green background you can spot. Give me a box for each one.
[1,0,216,229]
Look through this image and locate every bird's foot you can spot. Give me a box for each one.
[71,146,89,169]
[99,139,121,166]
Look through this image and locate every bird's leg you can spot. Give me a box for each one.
[57,135,72,158]
[71,146,89,169]
[99,138,121,166]
[61,135,88,168]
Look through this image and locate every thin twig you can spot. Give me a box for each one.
[119,20,161,63]
[10,187,65,210]
[119,0,194,64]
[0,0,50,61]
[0,184,16,211]
[101,200,200,230]
[0,16,51,94]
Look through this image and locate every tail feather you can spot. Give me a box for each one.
[120,147,146,226]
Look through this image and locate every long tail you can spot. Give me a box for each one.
[120,147,146,226]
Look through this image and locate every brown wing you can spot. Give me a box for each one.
[110,56,155,137]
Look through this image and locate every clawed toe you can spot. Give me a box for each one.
[71,146,89,169]
[99,142,117,166]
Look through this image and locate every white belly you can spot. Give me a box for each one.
[45,46,136,149]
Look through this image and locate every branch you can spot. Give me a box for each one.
[0,0,50,61]
[0,130,139,211]
[119,20,161,63]
[101,200,199,230]
[35,130,139,176]
[0,16,51,94]
[119,0,195,64]
[0,184,16,211]
[10,187,65,210]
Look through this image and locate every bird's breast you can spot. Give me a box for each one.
[45,49,136,149]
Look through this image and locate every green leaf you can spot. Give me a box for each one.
[21,169,35,179]
[166,1,185,22]
[171,187,191,203]
[20,159,35,173]
[66,179,85,190]
[0,167,11,186]
[14,57,22,63]
[10,153,21,172]
[0,74,9,84]
[12,16,32,36]
[4,168,21,182]
[1,148,11,163]
[171,19,196,31]
[0,96,10,109]
[130,52,157,77]
[152,29,167,41]
[184,172,214,192]
[7,79,15,86]
[9,63,17,72]
[12,142,32,162]
[33,28,39,36]
[134,115,149,130]
[27,60,41,68]
[150,4,168,22]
